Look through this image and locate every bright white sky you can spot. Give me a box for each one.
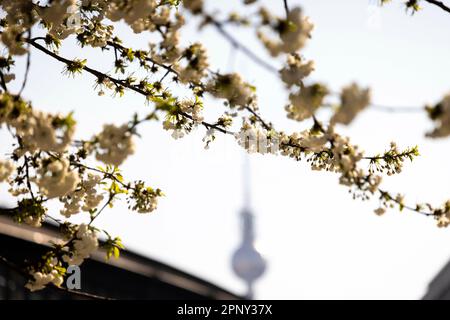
[2,0,450,299]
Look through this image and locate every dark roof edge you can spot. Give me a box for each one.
[0,216,243,300]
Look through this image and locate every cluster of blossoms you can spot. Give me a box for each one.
[105,0,159,33]
[25,257,64,292]
[235,122,279,155]
[149,11,186,65]
[368,142,419,176]
[162,115,191,139]
[286,84,328,121]
[426,93,450,138]
[310,131,364,174]
[34,158,80,199]
[279,54,315,88]
[94,123,135,167]
[26,223,98,291]
[0,159,15,182]
[0,90,162,291]
[374,207,386,216]
[257,7,314,57]
[183,0,204,14]
[179,98,204,123]
[9,199,47,228]
[62,224,99,266]
[18,111,76,155]
[0,0,77,56]
[176,43,209,84]
[127,181,163,214]
[207,73,256,109]
[0,0,187,61]
[285,127,380,198]
[60,174,104,218]
[234,118,384,205]
[331,83,371,125]
[435,201,450,228]
[0,93,75,156]
[158,97,199,139]
[281,130,328,156]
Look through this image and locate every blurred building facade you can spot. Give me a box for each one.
[423,260,450,300]
[0,216,241,300]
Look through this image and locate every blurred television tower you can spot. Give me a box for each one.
[231,154,267,299]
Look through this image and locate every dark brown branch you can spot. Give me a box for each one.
[106,40,179,76]
[245,106,272,131]
[424,0,450,14]
[27,38,233,136]
[283,0,290,18]
[0,71,8,93]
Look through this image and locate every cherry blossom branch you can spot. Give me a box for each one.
[26,36,423,181]
[31,29,414,161]
[27,38,234,135]
[27,39,159,98]
[23,30,432,223]
[378,189,434,216]
[106,40,179,76]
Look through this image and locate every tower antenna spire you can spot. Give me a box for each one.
[232,153,267,299]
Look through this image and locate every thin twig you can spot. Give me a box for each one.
[371,104,424,113]
[245,106,272,130]
[18,30,32,96]
[0,71,8,93]
[24,156,35,201]
[322,102,424,113]
[208,18,278,74]
[107,40,179,76]
[89,195,114,226]
[378,189,435,217]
